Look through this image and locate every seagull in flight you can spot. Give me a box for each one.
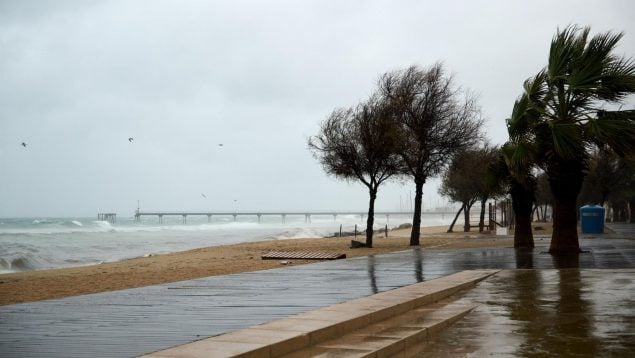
[128,137,134,142]
[201,193,207,198]
[218,143,223,147]
[21,142,27,148]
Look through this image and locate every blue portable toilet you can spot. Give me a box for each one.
[579,205,605,234]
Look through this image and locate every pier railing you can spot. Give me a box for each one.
[134,210,454,224]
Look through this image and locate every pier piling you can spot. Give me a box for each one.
[97,213,116,224]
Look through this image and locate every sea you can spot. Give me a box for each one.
[0,213,454,274]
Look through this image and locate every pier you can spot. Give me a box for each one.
[97,213,116,224]
[134,210,454,224]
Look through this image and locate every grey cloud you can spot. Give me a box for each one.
[1,0,634,216]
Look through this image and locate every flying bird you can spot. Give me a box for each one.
[128,137,134,142]
[218,143,223,147]
[201,193,207,198]
[21,142,27,148]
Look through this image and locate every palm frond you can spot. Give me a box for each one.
[585,113,635,156]
[508,73,547,140]
[548,25,589,80]
[524,70,548,102]
[501,141,536,185]
[596,57,635,101]
[550,121,584,159]
[507,94,531,139]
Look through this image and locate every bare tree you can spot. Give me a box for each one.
[439,148,483,232]
[379,63,483,245]
[308,97,400,248]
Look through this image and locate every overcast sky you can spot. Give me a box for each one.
[1,0,634,217]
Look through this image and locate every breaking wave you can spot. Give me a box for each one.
[266,227,333,240]
[0,254,48,273]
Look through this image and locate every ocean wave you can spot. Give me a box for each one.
[32,219,52,225]
[0,219,268,235]
[0,254,47,273]
[158,221,261,232]
[266,227,332,240]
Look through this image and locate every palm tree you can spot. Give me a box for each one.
[508,25,635,254]
[500,143,537,248]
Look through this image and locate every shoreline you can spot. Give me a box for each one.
[0,225,546,306]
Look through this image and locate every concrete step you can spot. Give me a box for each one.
[141,269,498,358]
[281,300,477,357]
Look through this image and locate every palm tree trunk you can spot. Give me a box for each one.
[515,211,534,248]
[409,178,424,246]
[511,180,535,248]
[548,159,583,255]
[447,205,464,233]
[366,188,377,248]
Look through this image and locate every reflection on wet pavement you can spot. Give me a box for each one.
[423,269,635,357]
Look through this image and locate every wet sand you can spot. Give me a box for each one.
[0,224,552,305]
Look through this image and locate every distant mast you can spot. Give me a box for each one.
[135,200,141,222]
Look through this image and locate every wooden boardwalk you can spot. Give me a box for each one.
[1,229,634,357]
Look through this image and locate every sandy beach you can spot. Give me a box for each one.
[0,224,553,306]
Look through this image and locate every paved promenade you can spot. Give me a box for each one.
[1,226,633,357]
[422,268,635,356]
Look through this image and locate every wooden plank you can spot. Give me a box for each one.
[261,251,346,260]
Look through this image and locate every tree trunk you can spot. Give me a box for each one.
[447,205,464,232]
[548,159,583,255]
[622,203,629,222]
[600,191,609,207]
[409,178,425,246]
[463,201,471,232]
[511,180,534,248]
[551,196,580,253]
[365,188,377,248]
[630,198,635,223]
[478,198,487,232]
[515,211,534,248]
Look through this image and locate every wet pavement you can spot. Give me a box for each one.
[422,269,635,357]
[0,226,633,357]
